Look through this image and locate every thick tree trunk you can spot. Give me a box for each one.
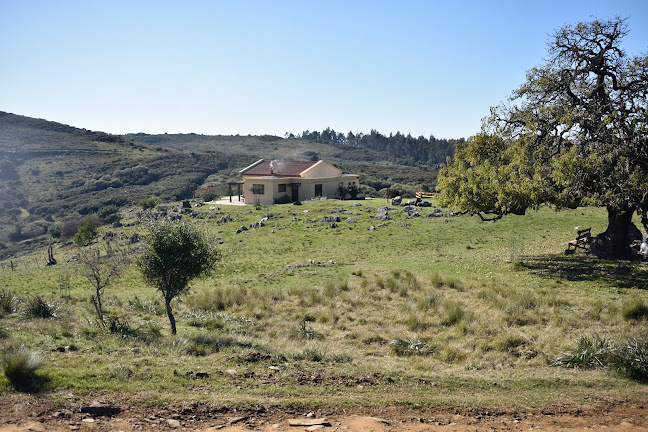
[165,298,177,335]
[590,206,639,260]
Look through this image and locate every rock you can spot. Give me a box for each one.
[329,223,337,228]
[321,216,340,223]
[167,419,181,428]
[305,411,315,418]
[305,426,324,432]
[374,213,391,221]
[80,401,121,416]
[346,218,357,223]
[129,233,140,243]
[368,226,375,230]
[419,201,432,207]
[351,202,362,207]
[391,196,402,205]
[407,200,416,205]
[288,418,331,427]
[81,418,95,423]
[228,416,248,425]
[182,200,191,209]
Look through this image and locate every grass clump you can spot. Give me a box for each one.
[0,290,18,317]
[621,298,648,321]
[22,295,58,319]
[390,338,434,356]
[556,335,648,382]
[2,347,47,391]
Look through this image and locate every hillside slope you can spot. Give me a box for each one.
[0,112,249,257]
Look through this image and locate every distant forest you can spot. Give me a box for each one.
[289,128,462,165]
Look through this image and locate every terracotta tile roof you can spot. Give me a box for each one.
[241,160,319,177]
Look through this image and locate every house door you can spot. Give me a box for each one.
[315,184,323,197]
[291,184,299,202]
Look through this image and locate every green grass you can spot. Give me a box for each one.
[0,199,647,410]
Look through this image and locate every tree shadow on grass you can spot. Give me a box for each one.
[520,254,648,290]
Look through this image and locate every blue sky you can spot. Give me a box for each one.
[1,1,646,139]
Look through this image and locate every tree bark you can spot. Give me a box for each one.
[590,206,637,260]
[165,298,177,335]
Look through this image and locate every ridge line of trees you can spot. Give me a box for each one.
[287,128,463,165]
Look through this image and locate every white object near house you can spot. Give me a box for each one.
[237,159,359,205]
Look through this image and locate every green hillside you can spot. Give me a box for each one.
[0,112,250,259]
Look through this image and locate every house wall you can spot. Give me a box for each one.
[301,161,342,179]
[242,174,359,205]
[242,177,275,206]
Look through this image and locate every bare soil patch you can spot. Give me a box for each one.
[1,394,647,432]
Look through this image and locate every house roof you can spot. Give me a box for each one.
[240,159,320,177]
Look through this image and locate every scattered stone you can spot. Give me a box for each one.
[368,226,375,230]
[80,401,121,416]
[321,216,341,223]
[364,417,390,425]
[329,223,337,228]
[288,418,331,427]
[81,418,95,423]
[346,218,357,223]
[305,411,316,418]
[419,201,432,207]
[306,426,324,432]
[167,418,181,428]
[407,200,416,205]
[268,366,281,371]
[351,202,362,207]
[52,409,73,419]
[391,196,402,205]
[228,416,249,425]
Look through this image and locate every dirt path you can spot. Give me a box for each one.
[1,396,648,432]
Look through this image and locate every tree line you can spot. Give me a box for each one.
[287,128,462,166]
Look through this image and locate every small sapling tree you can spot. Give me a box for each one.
[78,244,131,327]
[138,221,219,334]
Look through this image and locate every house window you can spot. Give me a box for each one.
[278,184,287,193]
[251,184,265,195]
[315,184,323,197]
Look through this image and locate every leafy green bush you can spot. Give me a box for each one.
[97,205,121,223]
[22,295,58,319]
[138,197,160,210]
[74,217,97,245]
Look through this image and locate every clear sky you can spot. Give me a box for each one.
[1,1,646,140]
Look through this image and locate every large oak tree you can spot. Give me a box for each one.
[439,17,648,259]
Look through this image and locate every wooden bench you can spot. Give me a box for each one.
[415,191,436,200]
[566,227,591,253]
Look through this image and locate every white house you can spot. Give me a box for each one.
[235,159,359,205]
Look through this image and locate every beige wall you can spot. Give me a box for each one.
[242,174,359,205]
[301,161,342,179]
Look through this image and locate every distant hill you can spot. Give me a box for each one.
[0,112,249,258]
[0,111,449,258]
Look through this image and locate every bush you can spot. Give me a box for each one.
[74,217,97,245]
[97,205,121,223]
[138,197,159,210]
[60,218,84,240]
[48,222,62,239]
[22,295,58,319]
[2,348,45,391]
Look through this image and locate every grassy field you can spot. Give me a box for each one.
[1,198,647,411]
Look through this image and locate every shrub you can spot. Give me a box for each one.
[107,316,138,338]
[97,205,121,223]
[440,299,465,326]
[74,217,97,245]
[138,197,159,210]
[22,296,57,319]
[48,222,62,239]
[60,218,84,240]
[2,348,45,391]
[622,298,648,321]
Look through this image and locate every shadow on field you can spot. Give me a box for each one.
[520,254,648,289]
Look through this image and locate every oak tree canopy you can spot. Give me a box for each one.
[438,17,648,259]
